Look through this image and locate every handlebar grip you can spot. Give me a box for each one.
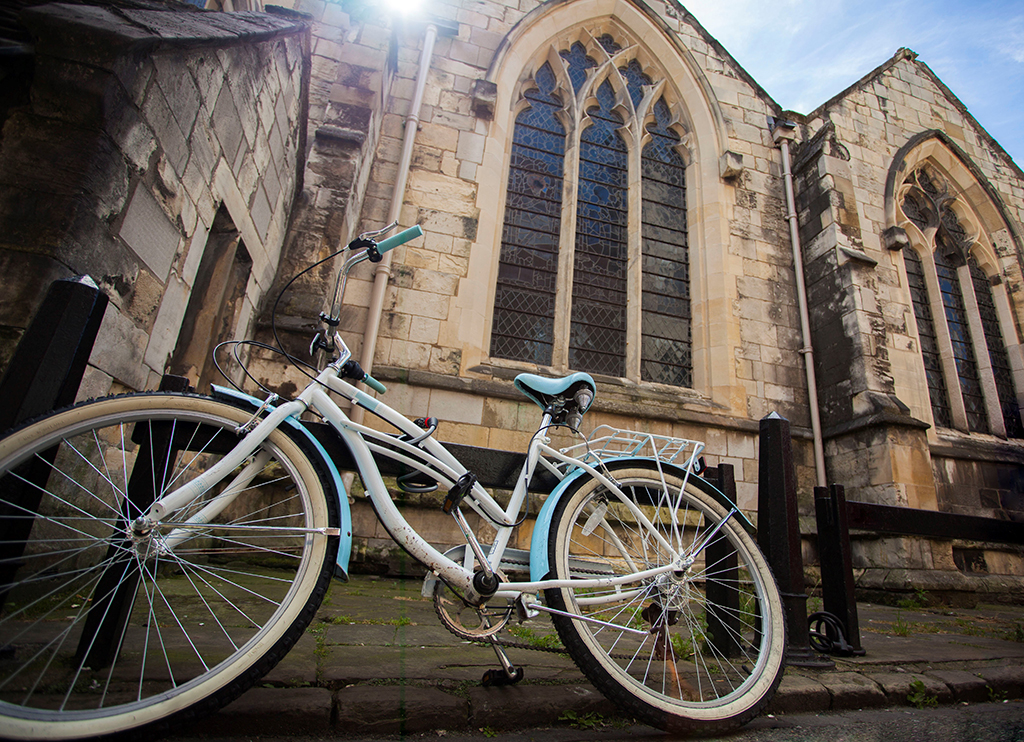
[363,373,387,394]
[376,225,423,254]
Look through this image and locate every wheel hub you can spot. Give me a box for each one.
[128,516,162,559]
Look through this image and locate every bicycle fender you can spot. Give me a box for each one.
[211,385,352,579]
[528,457,754,581]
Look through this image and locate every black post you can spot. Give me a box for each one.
[705,464,741,657]
[757,412,832,667]
[0,275,108,430]
[75,375,191,667]
[0,277,108,613]
[814,484,864,654]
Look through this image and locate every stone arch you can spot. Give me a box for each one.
[888,132,1024,437]
[886,131,1024,265]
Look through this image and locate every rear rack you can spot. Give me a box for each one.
[559,425,705,472]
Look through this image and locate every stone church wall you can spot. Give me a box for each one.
[798,50,1024,596]
[0,4,310,398]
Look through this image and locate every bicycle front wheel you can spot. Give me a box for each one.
[545,462,785,735]
[0,393,338,741]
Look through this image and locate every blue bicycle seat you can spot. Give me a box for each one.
[514,372,596,413]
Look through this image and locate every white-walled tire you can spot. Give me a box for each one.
[545,462,785,735]
[0,393,338,741]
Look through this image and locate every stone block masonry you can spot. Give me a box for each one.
[0,4,310,397]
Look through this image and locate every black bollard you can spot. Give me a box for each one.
[0,276,108,616]
[814,484,864,655]
[0,275,108,431]
[704,463,742,657]
[757,412,832,667]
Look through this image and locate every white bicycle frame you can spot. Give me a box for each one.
[144,345,710,607]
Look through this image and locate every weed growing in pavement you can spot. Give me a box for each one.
[507,624,564,652]
[897,588,929,610]
[907,679,938,709]
[954,618,988,637]
[307,623,328,686]
[478,726,498,738]
[988,685,1008,703]
[322,615,355,625]
[892,610,912,637]
[559,711,607,730]
[1007,622,1024,643]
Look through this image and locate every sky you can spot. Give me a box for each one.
[680,0,1024,169]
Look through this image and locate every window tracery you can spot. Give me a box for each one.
[490,31,691,387]
[900,165,1022,438]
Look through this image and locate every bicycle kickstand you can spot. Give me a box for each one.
[481,640,524,686]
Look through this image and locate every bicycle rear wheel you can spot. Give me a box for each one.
[0,393,338,741]
[545,462,785,734]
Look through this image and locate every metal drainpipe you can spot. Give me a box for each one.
[772,121,827,487]
[351,21,438,425]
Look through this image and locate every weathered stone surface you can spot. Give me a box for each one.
[334,685,468,734]
[925,669,993,703]
[192,687,332,736]
[466,684,617,730]
[864,671,953,706]
[767,673,831,714]
[816,672,887,709]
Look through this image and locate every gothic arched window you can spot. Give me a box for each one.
[900,166,1023,438]
[490,34,691,387]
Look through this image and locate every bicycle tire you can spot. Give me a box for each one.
[0,393,338,741]
[544,462,785,734]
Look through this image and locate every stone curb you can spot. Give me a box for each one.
[188,663,1024,737]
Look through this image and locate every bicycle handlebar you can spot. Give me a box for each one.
[363,373,386,394]
[375,225,423,254]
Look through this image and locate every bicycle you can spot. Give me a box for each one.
[0,223,786,740]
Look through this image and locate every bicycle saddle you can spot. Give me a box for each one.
[514,372,596,413]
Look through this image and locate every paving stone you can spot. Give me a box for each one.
[466,683,617,729]
[816,671,888,710]
[864,671,953,705]
[192,687,331,736]
[335,685,468,734]
[976,665,1024,700]
[925,668,992,703]
[767,673,831,714]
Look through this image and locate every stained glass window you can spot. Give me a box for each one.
[904,248,952,428]
[901,167,1022,436]
[569,79,628,377]
[970,259,1024,438]
[641,98,690,387]
[490,62,564,366]
[492,37,692,387]
[934,247,987,432]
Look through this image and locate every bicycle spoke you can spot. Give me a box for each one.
[0,394,333,739]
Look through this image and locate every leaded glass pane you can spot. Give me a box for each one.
[560,42,596,94]
[620,58,652,110]
[596,34,621,55]
[970,259,1023,438]
[905,249,952,428]
[934,249,988,432]
[491,62,564,366]
[570,79,627,377]
[640,97,690,387]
